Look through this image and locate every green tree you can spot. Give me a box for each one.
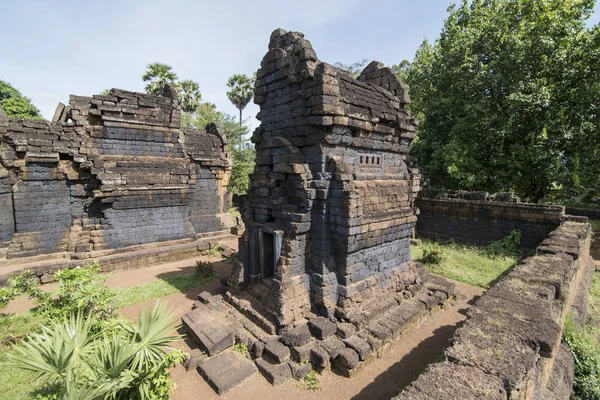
[406,0,597,202]
[392,60,411,86]
[0,80,42,120]
[178,79,201,113]
[334,59,369,78]
[226,74,254,126]
[142,62,179,96]
[181,102,255,194]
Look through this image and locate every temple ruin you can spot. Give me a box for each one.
[0,85,232,271]
[182,29,455,392]
[228,28,423,328]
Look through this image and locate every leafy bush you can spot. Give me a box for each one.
[421,243,445,264]
[10,302,185,400]
[563,317,600,399]
[31,263,116,327]
[485,230,521,258]
[194,260,215,279]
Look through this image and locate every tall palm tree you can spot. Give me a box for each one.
[142,63,178,95]
[226,74,254,125]
[178,79,201,113]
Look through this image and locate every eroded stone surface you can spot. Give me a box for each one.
[182,305,235,356]
[255,358,292,386]
[198,351,257,395]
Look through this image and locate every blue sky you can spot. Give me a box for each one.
[1,0,599,127]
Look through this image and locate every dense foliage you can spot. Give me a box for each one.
[405,0,599,202]
[2,264,185,400]
[0,80,42,120]
[564,316,600,399]
[181,103,255,194]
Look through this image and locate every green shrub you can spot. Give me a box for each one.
[194,260,215,279]
[485,230,521,258]
[32,262,116,327]
[9,302,185,400]
[421,243,445,264]
[563,317,600,400]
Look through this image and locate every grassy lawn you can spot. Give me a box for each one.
[410,241,519,289]
[115,271,218,307]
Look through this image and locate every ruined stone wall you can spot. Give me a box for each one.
[395,219,595,399]
[0,86,231,260]
[416,192,565,249]
[233,29,420,330]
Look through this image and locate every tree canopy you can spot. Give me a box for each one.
[179,79,202,113]
[226,74,254,125]
[142,62,179,95]
[0,80,42,120]
[404,0,599,202]
[181,102,254,194]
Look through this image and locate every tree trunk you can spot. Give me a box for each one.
[239,108,242,126]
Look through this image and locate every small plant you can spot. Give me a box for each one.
[206,243,225,257]
[299,369,321,391]
[194,260,215,279]
[486,230,521,258]
[421,243,445,264]
[232,342,249,355]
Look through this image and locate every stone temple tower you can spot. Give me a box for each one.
[229,29,421,330]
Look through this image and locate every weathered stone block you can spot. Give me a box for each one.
[198,351,257,395]
[182,306,235,356]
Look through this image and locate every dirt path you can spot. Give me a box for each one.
[2,237,237,315]
[119,279,483,400]
[2,237,484,400]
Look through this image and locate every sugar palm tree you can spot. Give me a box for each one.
[142,63,178,96]
[178,79,201,113]
[226,74,254,125]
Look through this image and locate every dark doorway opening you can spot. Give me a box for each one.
[262,231,275,278]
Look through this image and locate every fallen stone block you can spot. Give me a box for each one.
[182,305,235,356]
[336,322,356,339]
[198,351,257,395]
[308,317,337,339]
[263,339,291,364]
[255,358,292,386]
[281,324,312,347]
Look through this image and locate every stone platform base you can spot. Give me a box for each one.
[181,268,456,393]
[0,230,236,285]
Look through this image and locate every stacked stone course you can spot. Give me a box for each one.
[228,29,422,331]
[416,190,566,250]
[395,219,596,399]
[0,85,232,267]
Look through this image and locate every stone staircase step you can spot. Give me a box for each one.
[197,350,257,395]
[182,304,235,356]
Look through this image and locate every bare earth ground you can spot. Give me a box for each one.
[3,236,484,400]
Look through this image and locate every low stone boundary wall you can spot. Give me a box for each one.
[415,194,565,249]
[394,220,595,399]
[0,230,236,286]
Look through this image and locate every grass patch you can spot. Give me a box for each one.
[232,342,249,355]
[298,369,321,391]
[0,342,42,400]
[115,271,219,308]
[589,219,600,232]
[411,241,519,289]
[564,272,600,399]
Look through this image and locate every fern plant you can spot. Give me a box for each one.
[9,302,185,400]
